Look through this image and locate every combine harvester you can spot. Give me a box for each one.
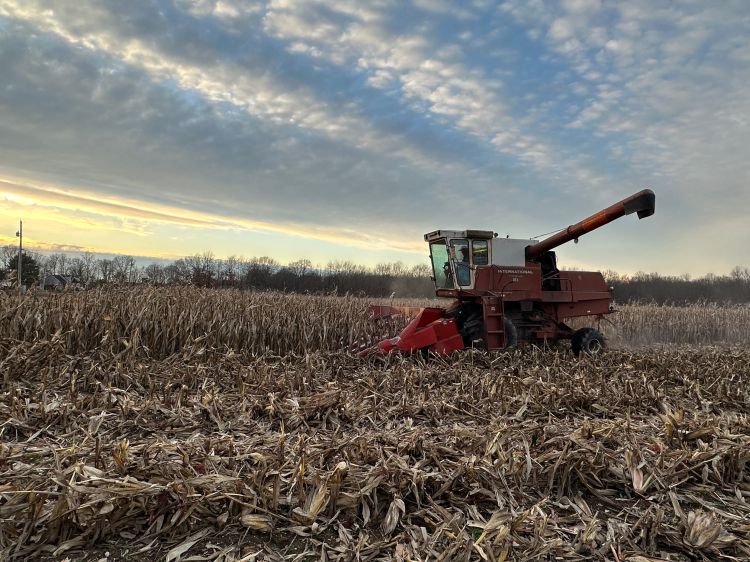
[361,189,655,357]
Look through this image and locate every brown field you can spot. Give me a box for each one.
[1,287,749,561]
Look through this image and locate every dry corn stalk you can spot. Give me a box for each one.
[1,287,749,561]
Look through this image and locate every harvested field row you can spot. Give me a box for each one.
[2,288,749,358]
[1,339,749,560]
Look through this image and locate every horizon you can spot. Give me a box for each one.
[1,1,748,276]
[5,240,747,282]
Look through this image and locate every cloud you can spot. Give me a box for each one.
[0,235,94,254]
[0,176,430,254]
[549,18,576,41]
[504,0,750,270]
[1,179,224,228]
[2,3,540,214]
[260,0,608,180]
[562,0,601,15]
[0,0,747,274]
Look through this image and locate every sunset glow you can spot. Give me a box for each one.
[1,1,748,272]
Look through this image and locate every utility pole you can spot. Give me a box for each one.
[15,220,22,295]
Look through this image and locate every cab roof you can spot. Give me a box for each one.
[423,229,496,242]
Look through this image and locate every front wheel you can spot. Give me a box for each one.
[458,311,517,350]
[503,317,518,349]
[571,327,606,357]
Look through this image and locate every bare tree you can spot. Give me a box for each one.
[184,252,215,287]
[731,265,750,282]
[55,253,68,276]
[144,263,166,284]
[111,255,137,283]
[243,256,278,288]
[44,254,59,276]
[409,263,430,277]
[220,255,241,287]
[96,258,113,283]
[79,252,96,284]
[165,259,191,284]
[66,257,86,282]
[288,259,313,277]
[111,256,128,284]
[0,245,16,269]
[35,254,53,281]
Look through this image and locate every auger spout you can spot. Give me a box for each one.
[525,189,655,260]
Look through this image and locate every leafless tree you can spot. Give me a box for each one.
[243,256,278,288]
[288,259,313,277]
[731,266,750,282]
[144,263,166,284]
[1,245,16,268]
[111,256,137,283]
[165,259,191,284]
[96,259,114,283]
[79,252,96,284]
[66,253,96,284]
[219,255,241,287]
[55,253,68,276]
[184,252,216,287]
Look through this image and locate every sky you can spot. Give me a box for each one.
[0,0,748,275]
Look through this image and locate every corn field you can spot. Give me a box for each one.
[1,287,749,561]
[1,287,749,356]
[610,302,750,346]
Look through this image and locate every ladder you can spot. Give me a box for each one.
[482,294,506,349]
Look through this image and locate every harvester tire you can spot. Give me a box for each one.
[461,313,486,349]
[460,312,517,350]
[503,317,518,349]
[571,327,606,357]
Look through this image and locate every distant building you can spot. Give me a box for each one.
[42,275,83,291]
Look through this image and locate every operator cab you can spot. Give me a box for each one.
[424,230,538,291]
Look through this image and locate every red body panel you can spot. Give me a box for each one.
[359,307,464,356]
[368,305,429,320]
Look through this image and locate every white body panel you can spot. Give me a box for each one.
[490,238,538,267]
[424,229,494,242]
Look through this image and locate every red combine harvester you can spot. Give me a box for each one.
[361,189,655,357]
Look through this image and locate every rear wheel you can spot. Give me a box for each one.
[571,327,606,357]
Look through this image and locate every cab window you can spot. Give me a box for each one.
[429,242,452,289]
[449,239,471,286]
[472,240,488,265]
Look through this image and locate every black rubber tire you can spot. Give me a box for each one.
[460,311,518,350]
[449,302,518,351]
[503,317,518,349]
[571,327,606,357]
[462,314,486,349]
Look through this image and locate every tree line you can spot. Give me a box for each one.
[1,248,435,298]
[603,268,750,305]
[3,246,749,303]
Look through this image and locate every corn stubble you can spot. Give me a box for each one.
[1,287,749,560]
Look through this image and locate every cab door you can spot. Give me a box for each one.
[449,239,472,288]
